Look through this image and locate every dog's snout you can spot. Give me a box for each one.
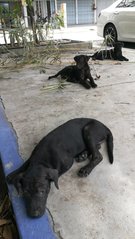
[29,208,44,218]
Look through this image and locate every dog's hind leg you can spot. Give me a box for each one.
[78,142,103,177]
[78,128,103,177]
[87,74,97,88]
[119,56,129,61]
[78,152,103,177]
[75,143,101,163]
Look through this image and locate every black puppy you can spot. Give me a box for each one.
[7,118,113,218]
[48,55,97,89]
[91,42,129,61]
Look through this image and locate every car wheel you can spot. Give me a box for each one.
[104,24,117,45]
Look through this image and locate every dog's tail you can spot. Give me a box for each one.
[88,54,95,58]
[88,54,97,61]
[106,130,114,164]
[48,72,60,80]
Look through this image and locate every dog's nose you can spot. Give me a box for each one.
[30,209,44,218]
[33,210,40,217]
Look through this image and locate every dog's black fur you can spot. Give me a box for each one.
[91,42,129,61]
[48,55,97,89]
[7,118,113,218]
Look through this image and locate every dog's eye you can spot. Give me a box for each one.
[39,191,45,196]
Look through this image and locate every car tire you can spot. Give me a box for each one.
[104,24,117,45]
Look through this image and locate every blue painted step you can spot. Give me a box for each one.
[0,103,56,239]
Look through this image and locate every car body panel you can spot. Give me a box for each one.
[97,0,135,42]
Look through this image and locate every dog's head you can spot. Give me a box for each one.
[114,42,124,50]
[74,55,91,69]
[7,165,59,218]
[113,42,124,56]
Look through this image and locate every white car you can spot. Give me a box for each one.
[97,0,135,43]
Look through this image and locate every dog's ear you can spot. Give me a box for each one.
[74,55,80,63]
[74,55,90,63]
[46,168,59,189]
[7,172,24,194]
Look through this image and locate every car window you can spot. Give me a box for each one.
[117,0,135,7]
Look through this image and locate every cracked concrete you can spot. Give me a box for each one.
[0,45,135,239]
[47,207,63,239]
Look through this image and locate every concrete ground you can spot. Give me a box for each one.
[52,25,103,43]
[0,28,135,238]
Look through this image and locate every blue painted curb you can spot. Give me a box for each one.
[0,103,56,239]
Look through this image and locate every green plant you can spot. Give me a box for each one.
[50,11,64,29]
[104,34,114,46]
[94,34,115,60]
[0,5,8,46]
[26,0,39,44]
[42,80,70,92]
[0,0,62,66]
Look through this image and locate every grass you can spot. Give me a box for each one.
[42,80,71,92]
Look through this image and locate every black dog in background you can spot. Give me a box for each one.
[48,55,97,89]
[7,118,113,218]
[91,42,129,61]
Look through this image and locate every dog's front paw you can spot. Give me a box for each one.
[83,82,91,89]
[91,83,97,88]
[85,85,91,89]
[80,80,91,89]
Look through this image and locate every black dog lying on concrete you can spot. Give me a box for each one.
[91,42,129,61]
[48,55,97,89]
[7,118,113,218]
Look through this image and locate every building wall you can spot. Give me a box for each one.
[57,0,94,25]
[57,0,76,25]
[57,0,115,25]
[78,0,94,24]
[34,0,47,18]
[33,0,116,26]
